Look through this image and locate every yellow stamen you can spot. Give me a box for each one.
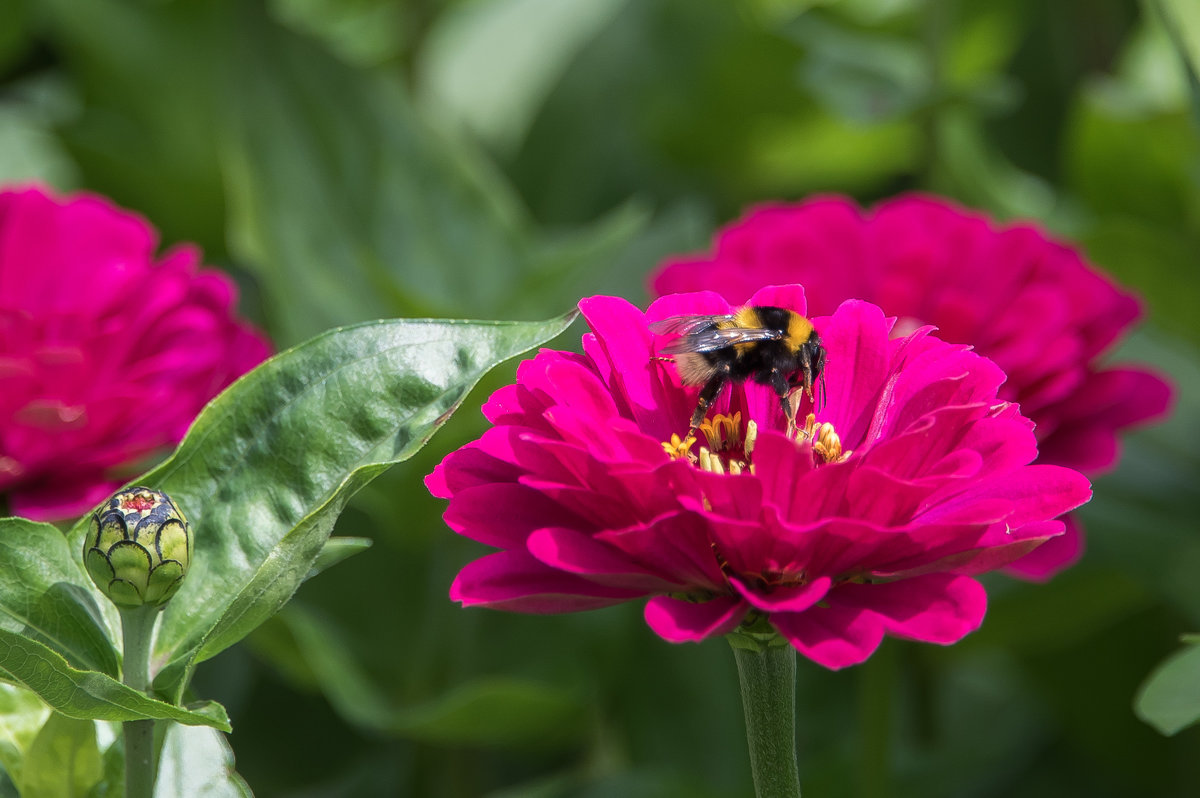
[662,433,696,460]
[698,412,743,452]
[794,413,851,464]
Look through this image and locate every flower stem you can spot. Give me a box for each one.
[731,638,802,798]
[120,606,159,798]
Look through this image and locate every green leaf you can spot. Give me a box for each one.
[0,519,119,678]
[0,684,50,790]
[308,537,373,581]
[153,725,251,798]
[1149,0,1200,126]
[1135,640,1200,735]
[224,7,637,343]
[224,9,531,342]
[417,0,629,153]
[65,312,575,704]
[0,630,229,731]
[268,0,408,67]
[390,678,584,749]
[20,712,102,798]
[260,605,586,750]
[0,76,81,188]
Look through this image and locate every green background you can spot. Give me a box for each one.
[2,0,1198,795]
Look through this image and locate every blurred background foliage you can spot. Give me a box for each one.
[1,0,1199,795]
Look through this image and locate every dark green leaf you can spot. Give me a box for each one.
[389,678,585,749]
[153,725,251,798]
[64,312,575,703]
[225,9,531,341]
[0,630,229,730]
[0,519,119,678]
[1136,641,1200,735]
[21,712,102,798]
[268,604,587,750]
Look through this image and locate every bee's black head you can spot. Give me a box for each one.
[788,336,827,412]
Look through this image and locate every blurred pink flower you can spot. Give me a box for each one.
[427,286,1091,669]
[652,195,1172,578]
[0,185,271,520]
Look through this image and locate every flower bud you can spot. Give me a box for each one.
[83,487,191,608]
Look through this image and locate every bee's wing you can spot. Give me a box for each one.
[659,326,783,354]
[648,314,732,336]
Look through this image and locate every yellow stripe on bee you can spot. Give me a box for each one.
[731,307,762,329]
[786,313,814,353]
[728,307,762,355]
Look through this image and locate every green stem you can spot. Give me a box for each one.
[731,639,801,798]
[120,606,159,798]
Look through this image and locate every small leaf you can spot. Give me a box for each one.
[0,519,119,678]
[0,684,50,791]
[1135,640,1200,735]
[0,630,229,731]
[307,537,373,581]
[153,725,251,798]
[20,712,102,798]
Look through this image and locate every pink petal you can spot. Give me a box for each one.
[644,595,748,642]
[816,300,893,448]
[526,526,682,592]
[772,602,885,670]
[917,465,1092,527]
[730,575,833,613]
[746,284,808,316]
[451,550,646,613]
[1004,513,1085,580]
[443,483,593,548]
[830,574,987,644]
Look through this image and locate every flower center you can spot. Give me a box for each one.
[794,413,851,464]
[120,492,157,512]
[663,412,756,475]
[662,411,851,472]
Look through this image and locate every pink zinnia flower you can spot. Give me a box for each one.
[652,196,1172,578]
[427,286,1091,669]
[0,186,271,520]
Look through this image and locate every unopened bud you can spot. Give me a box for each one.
[83,487,191,608]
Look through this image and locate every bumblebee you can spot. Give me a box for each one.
[652,305,827,432]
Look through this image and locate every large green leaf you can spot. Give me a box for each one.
[224,7,529,341]
[0,519,118,678]
[417,0,629,153]
[0,630,228,730]
[64,312,575,704]
[223,4,642,344]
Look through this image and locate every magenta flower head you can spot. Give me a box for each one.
[427,286,1092,669]
[0,185,271,520]
[652,196,1173,579]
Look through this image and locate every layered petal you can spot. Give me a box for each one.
[431,287,1092,669]
[0,186,270,520]
[650,193,1172,577]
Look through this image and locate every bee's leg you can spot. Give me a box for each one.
[768,369,795,431]
[690,367,731,433]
